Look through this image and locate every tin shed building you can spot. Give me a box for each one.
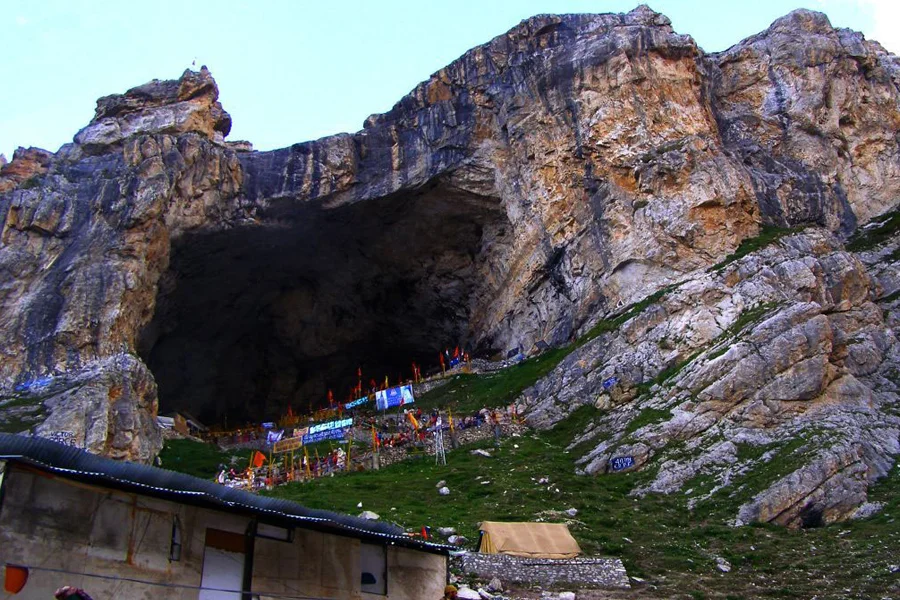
[0,433,449,599]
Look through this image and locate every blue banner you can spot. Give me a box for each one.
[302,428,348,445]
[375,385,415,410]
[344,396,369,410]
[307,417,353,435]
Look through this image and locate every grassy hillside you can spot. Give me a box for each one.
[264,415,899,599]
[157,274,900,598]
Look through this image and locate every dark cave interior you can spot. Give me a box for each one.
[138,183,505,426]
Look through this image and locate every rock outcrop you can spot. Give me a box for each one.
[0,3,897,492]
[521,226,900,526]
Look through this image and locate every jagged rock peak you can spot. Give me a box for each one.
[73,66,232,153]
[0,147,53,194]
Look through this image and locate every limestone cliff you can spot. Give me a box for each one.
[0,2,896,527]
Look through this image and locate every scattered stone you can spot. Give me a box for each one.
[472,449,492,458]
[481,480,491,485]
[358,510,379,520]
[558,592,576,600]
[538,477,550,484]
[715,557,732,573]
[487,577,503,592]
[478,590,493,600]
[357,502,363,508]
[436,480,447,488]
[438,527,457,537]
[565,508,578,517]
[448,535,468,545]
[439,486,450,496]
[851,502,885,520]
[622,537,633,543]
[456,585,482,600]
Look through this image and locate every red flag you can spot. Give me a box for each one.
[327,389,334,406]
[454,346,460,358]
[357,366,362,378]
[421,526,429,540]
[439,354,445,367]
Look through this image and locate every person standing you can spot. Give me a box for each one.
[492,410,502,447]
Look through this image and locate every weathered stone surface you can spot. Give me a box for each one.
[1,353,160,462]
[521,229,900,526]
[74,67,232,153]
[0,5,898,473]
[711,9,900,229]
[0,147,53,193]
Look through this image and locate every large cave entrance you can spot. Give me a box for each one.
[139,182,506,426]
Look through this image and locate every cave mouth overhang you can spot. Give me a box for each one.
[138,180,504,425]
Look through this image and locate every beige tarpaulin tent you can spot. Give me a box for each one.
[478,521,581,559]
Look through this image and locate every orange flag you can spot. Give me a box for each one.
[4,564,28,593]
[252,451,266,469]
[407,411,420,430]
[371,425,380,449]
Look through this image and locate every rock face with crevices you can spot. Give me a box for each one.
[521,227,900,527]
[0,2,897,520]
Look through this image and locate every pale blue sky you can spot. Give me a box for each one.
[1,1,893,160]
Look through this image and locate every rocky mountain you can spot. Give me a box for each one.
[0,5,897,526]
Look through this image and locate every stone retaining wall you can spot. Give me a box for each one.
[455,553,630,589]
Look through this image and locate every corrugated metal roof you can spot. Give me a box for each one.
[0,433,451,555]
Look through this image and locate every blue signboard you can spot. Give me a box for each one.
[14,376,53,393]
[609,456,635,471]
[344,397,369,410]
[602,376,619,390]
[375,385,415,411]
[302,428,348,445]
[308,417,353,435]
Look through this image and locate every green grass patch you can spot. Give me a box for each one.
[258,408,900,598]
[580,286,672,345]
[625,407,671,434]
[158,438,253,480]
[847,207,900,251]
[695,436,817,518]
[725,302,778,338]
[710,225,798,272]
[414,346,573,414]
